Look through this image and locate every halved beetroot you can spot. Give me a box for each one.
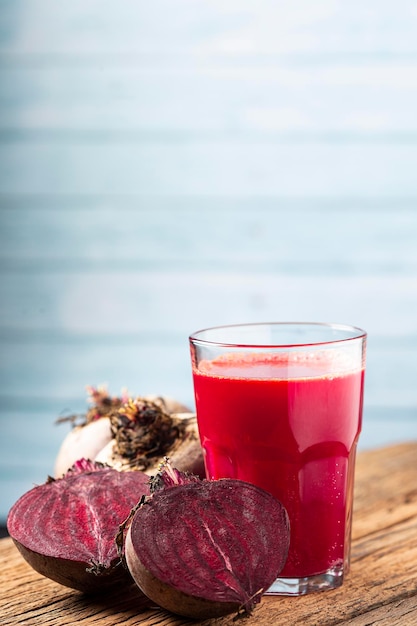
[7,459,150,593]
[124,467,290,619]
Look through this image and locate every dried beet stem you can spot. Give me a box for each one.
[97,410,204,476]
[108,398,192,466]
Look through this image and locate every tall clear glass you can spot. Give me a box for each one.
[189,322,366,596]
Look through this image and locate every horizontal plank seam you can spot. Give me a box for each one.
[3,130,417,144]
[2,51,417,67]
[2,193,417,207]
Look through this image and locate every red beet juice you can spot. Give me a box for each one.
[192,351,365,580]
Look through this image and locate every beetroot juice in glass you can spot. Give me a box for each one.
[189,322,366,596]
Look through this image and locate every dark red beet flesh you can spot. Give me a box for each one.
[125,477,290,619]
[7,459,150,593]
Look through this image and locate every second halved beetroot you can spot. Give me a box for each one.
[7,459,151,593]
[124,468,290,619]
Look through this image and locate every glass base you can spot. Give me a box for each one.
[266,564,345,596]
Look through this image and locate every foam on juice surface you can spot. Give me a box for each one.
[197,350,361,380]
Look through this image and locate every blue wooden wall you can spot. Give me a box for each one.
[1,1,417,522]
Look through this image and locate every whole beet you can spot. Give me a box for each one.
[124,466,290,619]
[7,459,150,593]
[54,387,204,478]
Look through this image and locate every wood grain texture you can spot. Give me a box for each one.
[1,442,417,625]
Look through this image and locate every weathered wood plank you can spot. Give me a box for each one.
[1,443,416,625]
[2,65,417,134]
[0,270,415,407]
[0,341,192,400]
[2,143,417,195]
[2,0,417,57]
[1,205,417,274]
[1,273,417,337]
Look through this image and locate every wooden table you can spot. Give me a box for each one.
[1,442,417,625]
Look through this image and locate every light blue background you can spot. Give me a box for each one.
[1,1,417,522]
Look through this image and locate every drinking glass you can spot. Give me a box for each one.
[189,322,366,596]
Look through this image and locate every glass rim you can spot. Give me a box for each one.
[189,321,367,349]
